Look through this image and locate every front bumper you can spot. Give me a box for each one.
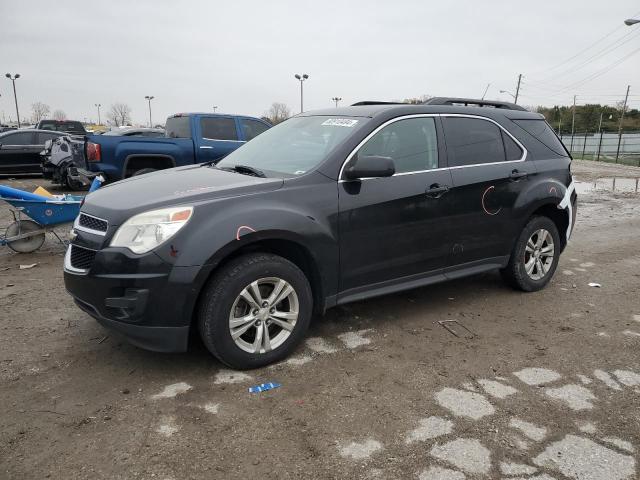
[63,244,202,352]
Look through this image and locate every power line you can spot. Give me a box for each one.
[528,9,640,77]
[533,29,640,83]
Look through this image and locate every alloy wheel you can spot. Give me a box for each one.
[524,228,555,280]
[228,277,299,354]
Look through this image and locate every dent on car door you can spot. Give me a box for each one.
[198,116,243,163]
[338,116,454,298]
[442,116,535,267]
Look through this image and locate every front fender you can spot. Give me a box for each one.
[154,187,339,311]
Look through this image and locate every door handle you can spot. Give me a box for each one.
[509,169,528,181]
[199,146,213,150]
[426,183,450,198]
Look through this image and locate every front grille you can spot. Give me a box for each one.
[70,245,97,270]
[78,213,108,233]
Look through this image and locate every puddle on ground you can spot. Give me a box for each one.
[575,177,639,194]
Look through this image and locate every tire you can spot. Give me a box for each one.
[132,168,157,177]
[501,216,561,292]
[5,220,45,253]
[64,169,84,191]
[198,253,313,369]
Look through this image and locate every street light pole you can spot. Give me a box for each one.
[5,73,21,128]
[213,106,218,113]
[95,103,101,125]
[294,74,309,113]
[331,97,342,108]
[145,95,154,127]
[499,90,516,101]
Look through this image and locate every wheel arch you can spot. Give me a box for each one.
[122,154,176,178]
[190,236,326,329]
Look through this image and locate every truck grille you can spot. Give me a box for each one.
[70,245,97,270]
[78,213,108,233]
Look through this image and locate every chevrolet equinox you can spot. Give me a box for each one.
[64,98,577,369]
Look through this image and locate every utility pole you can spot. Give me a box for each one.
[95,103,101,125]
[514,74,522,104]
[570,95,577,153]
[615,85,630,163]
[596,110,604,161]
[213,106,218,113]
[481,83,491,100]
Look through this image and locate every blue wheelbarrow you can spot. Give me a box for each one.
[0,177,102,253]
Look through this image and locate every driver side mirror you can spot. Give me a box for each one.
[344,154,395,180]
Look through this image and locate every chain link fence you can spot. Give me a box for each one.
[560,131,640,166]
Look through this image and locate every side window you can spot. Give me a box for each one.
[200,117,238,141]
[3,132,34,145]
[501,131,523,161]
[241,119,270,141]
[358,117,439,174]
[36,132,61,144]
[443,117,506,166]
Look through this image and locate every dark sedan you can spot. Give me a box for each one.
[0,129,66,174]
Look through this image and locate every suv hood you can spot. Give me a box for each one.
[81,164,284,225]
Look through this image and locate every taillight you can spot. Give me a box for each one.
[86,142,101,162]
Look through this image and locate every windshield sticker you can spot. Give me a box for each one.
[322,118,359,127]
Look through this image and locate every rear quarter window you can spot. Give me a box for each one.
[513,119,568,157]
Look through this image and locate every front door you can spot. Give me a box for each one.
[441,115,536,267]
[338,116,454,296]
[197,116,244,164]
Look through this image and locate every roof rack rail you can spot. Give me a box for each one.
[351,101,405,106]
[423,97,527,112]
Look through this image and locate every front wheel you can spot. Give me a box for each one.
[198,253,313,369]
[501,216,560,292]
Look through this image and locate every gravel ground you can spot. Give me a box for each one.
[1,160,640,480]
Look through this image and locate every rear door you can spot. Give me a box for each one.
[442,115,534,268]
[338,116,454,297]
[0,131,39,174]
[197,116,243,163]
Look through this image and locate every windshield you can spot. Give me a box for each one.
[216,116,366,177]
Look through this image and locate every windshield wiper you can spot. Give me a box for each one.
[224,164,266,178]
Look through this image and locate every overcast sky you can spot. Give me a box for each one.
[1,0,639,125]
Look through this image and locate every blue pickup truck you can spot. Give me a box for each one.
[84,113,271,180]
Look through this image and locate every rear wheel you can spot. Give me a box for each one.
[5,220,45,253]
[198,253,313,369]
[64,168,84,190]
[501,216,560,292]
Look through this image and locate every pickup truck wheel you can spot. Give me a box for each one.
[501,216,560,292]
[198,253,313,369]
[132,168,157,177]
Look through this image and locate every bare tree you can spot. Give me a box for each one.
[52,109,67,121]
[265,102,291,125]
[31,102,50,123]
[107,103,132,126]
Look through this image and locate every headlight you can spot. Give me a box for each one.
[110,206,193,254]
